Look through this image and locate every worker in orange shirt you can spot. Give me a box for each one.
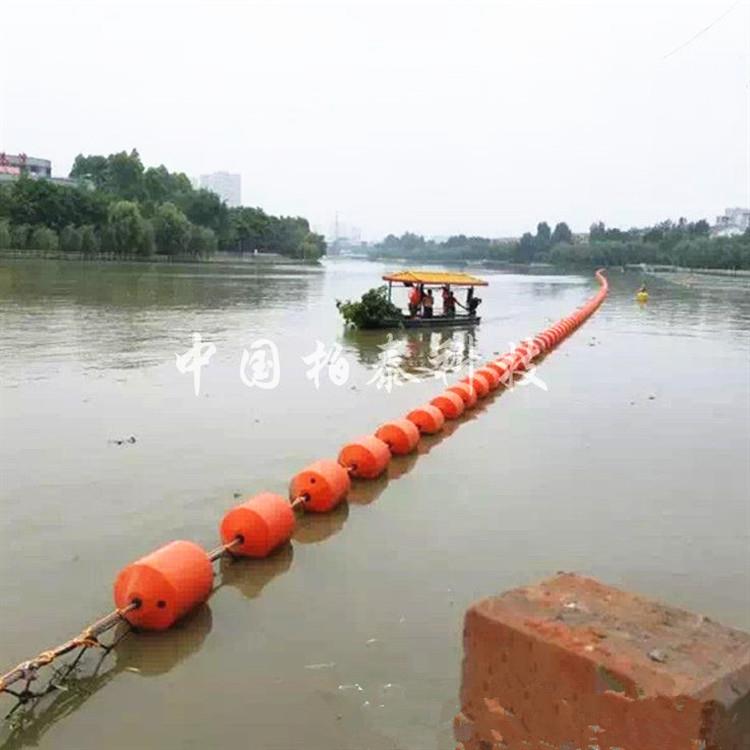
[408,284,423,317]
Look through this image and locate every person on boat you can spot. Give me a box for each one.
[408,284,422,317]
[465,287,481,316]
[444,289,457,317]
[442,285,451,309]
[422,289,434,318]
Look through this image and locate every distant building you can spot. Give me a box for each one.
[199,171,241,207]
[0,152,79,187]
[0,153,51,179]
[713,207,750,237]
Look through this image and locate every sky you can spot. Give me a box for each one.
[1,0,748,240]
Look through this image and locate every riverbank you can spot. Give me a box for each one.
[633,263,750,278]
[0,249,320,266]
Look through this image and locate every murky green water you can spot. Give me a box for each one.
[0,258,748,749]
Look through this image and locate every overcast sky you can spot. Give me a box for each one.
[1,0,748,239]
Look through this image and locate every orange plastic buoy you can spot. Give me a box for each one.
[375,418,421,455]
[338,435,391,479]
[514,346,532,371]
[430,390,465,419]
[461,371,490,397]
[220,492,295,557]
[475,366,501,390]
[289,459,351,512]
[500,352,519,369]
[406,404,445,434]
[490,360,512,386]
[448,381,478,408]
[114,541,213,631]
[484,360,507,378]
[540,332,554,348]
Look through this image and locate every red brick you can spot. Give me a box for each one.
[456,574,750,750]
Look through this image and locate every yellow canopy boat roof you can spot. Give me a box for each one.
[382,270,488,287]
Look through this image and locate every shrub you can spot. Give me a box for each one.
[60,224,83,253]
[188,225,217,257]
[336,285,403,329]
[153,202,191,255]
[11,224,30,250]
[29,226,59,252]
[0,221,10,250]
[80,225,100,255]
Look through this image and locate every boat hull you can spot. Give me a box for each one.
[398,315,480,329]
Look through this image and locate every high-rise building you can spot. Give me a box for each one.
[715,207,750,233]
[199,171,242,207]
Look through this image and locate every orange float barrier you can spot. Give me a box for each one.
[484,360,506,378]
[289,459,351,512]
[489,361,512,387]
[461,371,490,398]
[475,366,500,390]
[338,435,391,478]
[113,541,213,631]
[448,382,478,408]
[220,492,295,558]
[513,346,532,371]
[406,404,445,434]
[375,418,421,455]
[533,335,548,354]
[431,390,466,419]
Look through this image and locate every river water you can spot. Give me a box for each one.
[0,258,748,749]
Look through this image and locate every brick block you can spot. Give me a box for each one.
[456,574,750,750]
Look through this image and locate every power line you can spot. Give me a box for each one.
[663,0,745,59]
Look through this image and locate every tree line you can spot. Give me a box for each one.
[370,218,750,270]
[0,149,326,260]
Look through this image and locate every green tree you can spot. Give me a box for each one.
[589,222,606,242]
[106,149,145,200]
[5,176,108,230]
[536,222,552,250]
[180,189,229,241]
[551,222,573,245]
[30,226,59,252]
[70,154,109,189]
[141,220,156,257]
[516,232,537,263]
[60,224,82,253]
[108,201,148,256]
[153,202,192,255]
[0,220,10,249]
[11,224,30,250]
[188,225,218,257]
[690,219,711,237]
[80,225,100,255]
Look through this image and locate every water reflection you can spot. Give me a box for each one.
[386,452,419,482]
[341,327,477,375]
[219,544,294,599]
[293,502,349,544]
[347,474,389,506]
[0,258,324,375]
[0,605,212,750]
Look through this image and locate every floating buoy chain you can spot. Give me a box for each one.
[0,270,608,698]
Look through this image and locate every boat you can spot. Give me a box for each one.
[382,270,488,329]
